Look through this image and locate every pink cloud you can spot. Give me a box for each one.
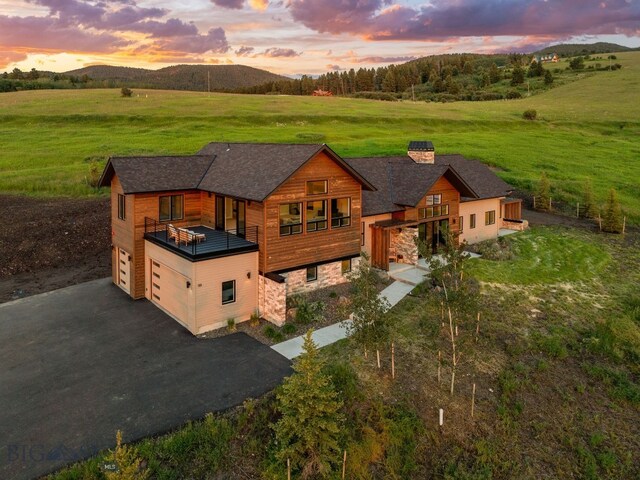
[0,51,29,69]
[256,47,300,57]
[287,0,640,41]
[210,0,244,9]
[235,45,255,56]
[157,28,230,54]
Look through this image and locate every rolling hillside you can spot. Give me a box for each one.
[64,64,290,91]
[1,51,638,223]
[535,42,636,56]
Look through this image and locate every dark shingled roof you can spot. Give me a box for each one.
[434,154,512,200]
[99,156,214,194]
[408,140,434,151]
[99,143,375,199]
[345,153,511,216]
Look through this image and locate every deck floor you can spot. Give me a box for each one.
[145,225,257,258]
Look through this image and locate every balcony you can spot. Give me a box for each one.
[144,218,259,261]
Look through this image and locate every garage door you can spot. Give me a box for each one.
[150,260,190,326]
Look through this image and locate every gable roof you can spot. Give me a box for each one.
[99,143,375,200]
[433,154,512,200]
[197,142,374,201]
[345,154,510,216]
[98,156,214,194]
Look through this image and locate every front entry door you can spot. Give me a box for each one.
[418,220,449,254]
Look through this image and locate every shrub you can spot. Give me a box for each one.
[544,70,554,85]
[86,160,101,188]
[505,90,522,99]
[104,430,149,480]
[227,318,236,332]
[471,238,514,261]
[263,325,284,342]
[282,323,296,335]
[522,109,537,120]
[350,91,397,101]
[295,299,325,325]
[569,56,585,70]
[601,188,623,233]
[120,87,133,97]
[249,310,260,327]
[328,291,338,299]
[536,172,552,211]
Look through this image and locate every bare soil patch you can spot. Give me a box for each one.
[0,195,110,303]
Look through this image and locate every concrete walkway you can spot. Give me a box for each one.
[271,280,415,360]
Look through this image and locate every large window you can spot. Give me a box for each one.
[117,194,126,220]
[331,198,351,228]
[419,204,449,219]
[485,210,496,226]
[306,266,318,282]
[306,200,327,232]
[159,195,183,222]
[470,214,476,229]
[426,194,442,205]
[279,203,302,236]
[306,180,327,195]
[222,280,236,305]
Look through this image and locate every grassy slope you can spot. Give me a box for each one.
[1,52,638,222]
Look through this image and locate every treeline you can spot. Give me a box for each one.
[0,68,95,92]
[238,53,546,102]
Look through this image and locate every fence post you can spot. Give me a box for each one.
[576,202,580,218]
[622,216,626,234]
[549,196,552,211]
[533,196,536,209]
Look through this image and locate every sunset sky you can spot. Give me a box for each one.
[1,0,639,76]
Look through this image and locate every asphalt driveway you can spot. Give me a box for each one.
[0,279,291,480]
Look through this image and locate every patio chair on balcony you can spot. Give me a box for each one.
[167,224,179,244]
[187,230,206,243]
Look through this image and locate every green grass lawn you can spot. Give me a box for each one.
[467,227,611,285]
[1,51,639,222]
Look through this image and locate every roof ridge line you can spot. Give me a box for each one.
[197,154,218,189]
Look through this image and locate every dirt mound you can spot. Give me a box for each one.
[0,195,111,302]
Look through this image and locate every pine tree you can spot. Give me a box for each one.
[105,430,149,480]
[601,188,623,233]
[489,63,501,84]
[273,331,344,479]
[510,65,525,86]
[544,69,554,85]
[536,172,552,211]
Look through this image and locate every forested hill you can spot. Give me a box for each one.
[63,64,290,91]
[535,42,635,57]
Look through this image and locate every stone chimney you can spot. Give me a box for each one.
[407,140,435,164]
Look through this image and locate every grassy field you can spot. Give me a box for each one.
[49,226,640,479]
[1,52,639,222]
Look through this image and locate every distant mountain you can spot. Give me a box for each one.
[534,42,635,57]
[63,64,290,92]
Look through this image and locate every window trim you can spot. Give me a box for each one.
[306,180,328,196]
[361,221,365,246]
[221,280,236,305]
[331,197,351,228]
[485,210,496,226]
[459,216,463,233]
[470,214,477,229]
[426,194,442,206]
[159,194,184,222]
[306,200,328,233]
[279,202,303,236]
[306,266,318,282]
[117,194,126,220]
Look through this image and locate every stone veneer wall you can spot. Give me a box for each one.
[259,274,286,326]
[501,219,529,231]
[390,228,419,265]
[407,151,435,163]
[284,257,360,296]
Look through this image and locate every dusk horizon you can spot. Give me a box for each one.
[1,0,639,75]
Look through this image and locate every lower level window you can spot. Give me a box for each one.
[485,210,496,226]
[459,216,464,232]
[222,280,236,304]
[306,266,318,282]
[341,259,352,274]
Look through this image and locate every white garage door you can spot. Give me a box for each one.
[149,260,190,325]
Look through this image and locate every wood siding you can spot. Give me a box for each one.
[263,151,362,273]
[412,176,461,236]
[110,175,135,290]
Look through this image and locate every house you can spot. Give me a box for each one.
[532,53,559,64]
[99,141,524,334]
